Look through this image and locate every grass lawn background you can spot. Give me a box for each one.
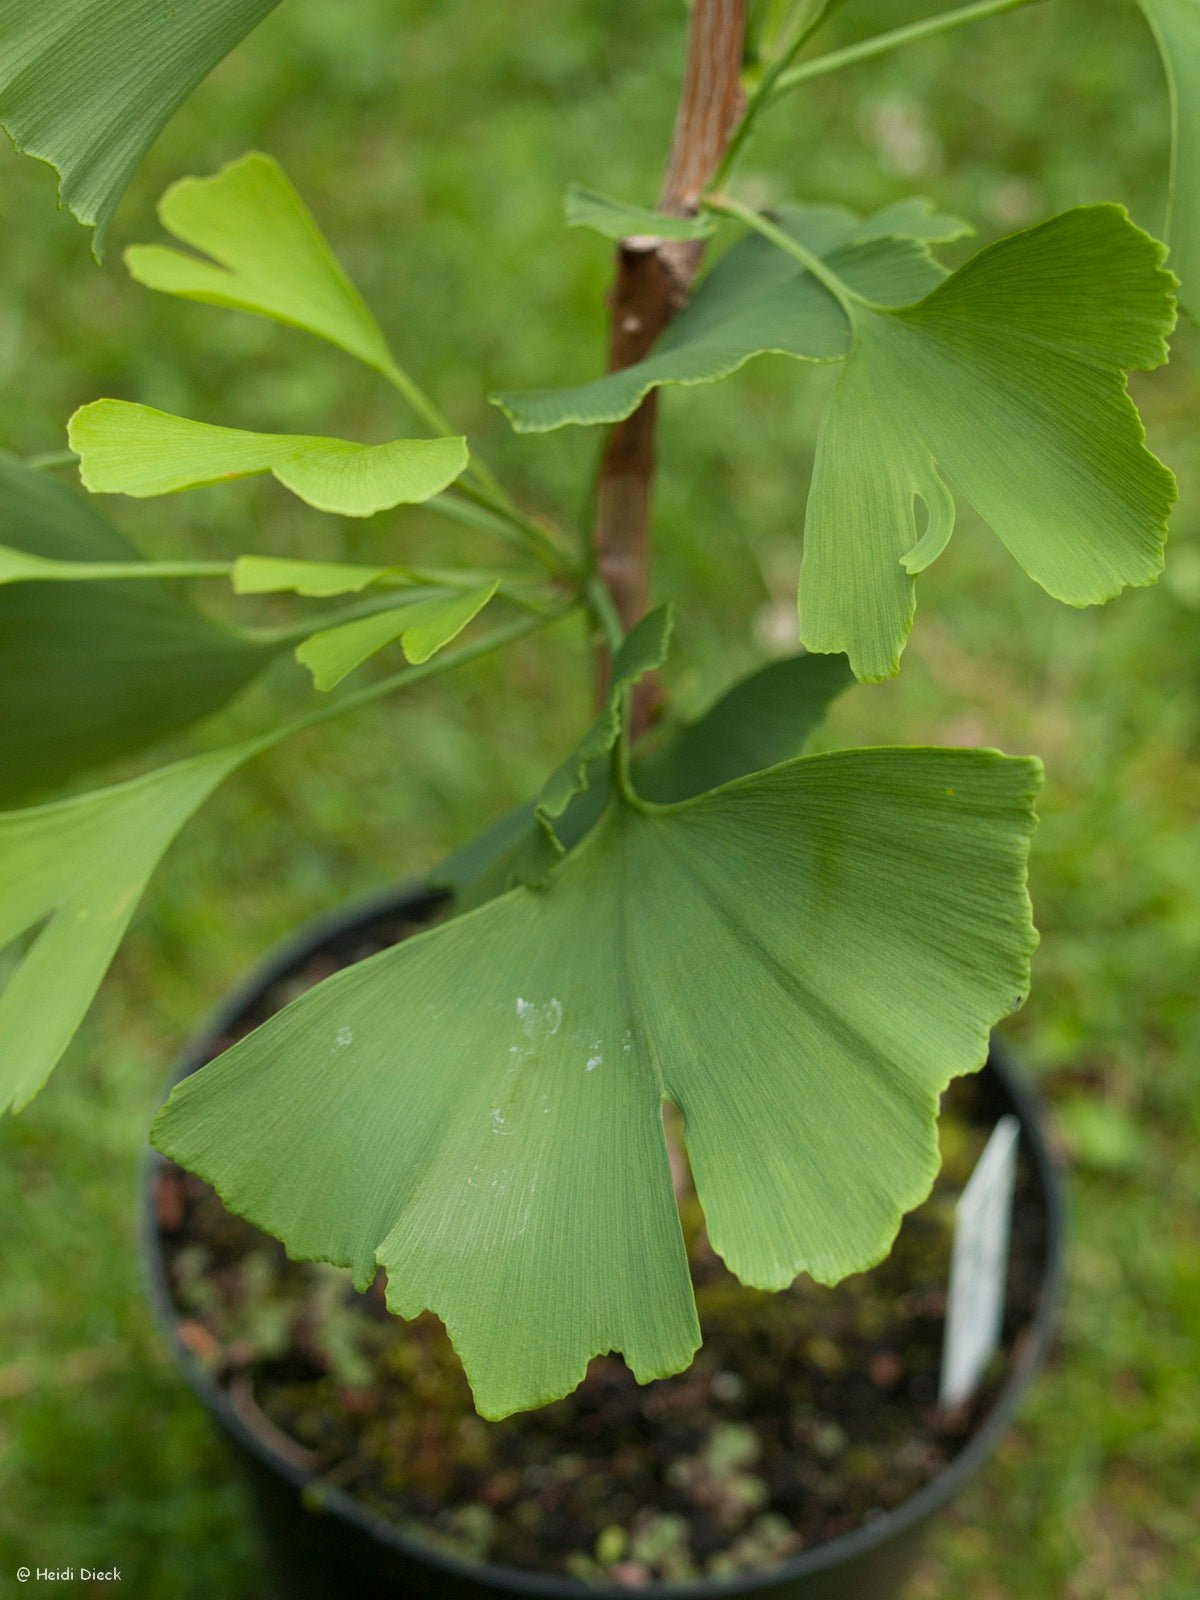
[0,2,1197,1595]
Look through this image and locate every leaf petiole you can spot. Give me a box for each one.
[378,360,581,578]
[772,0,1048,99]
[251,590,467,647]
[585,574,625,657]
[278,609,568,741]
[701,194,861,316]
[23,450,79,472]
[715,0,843,186]
[0,555,234,585]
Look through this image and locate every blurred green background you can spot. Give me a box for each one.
[0,0,1197,1595]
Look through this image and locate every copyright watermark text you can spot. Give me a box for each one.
[15,1570,121,1584]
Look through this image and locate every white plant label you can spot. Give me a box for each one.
[939,1114,1020,1411]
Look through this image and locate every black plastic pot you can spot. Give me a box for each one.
[143,884,1066,1600]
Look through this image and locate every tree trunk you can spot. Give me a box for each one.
[592,0,746,733]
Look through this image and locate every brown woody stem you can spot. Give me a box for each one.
[591,0,746,733]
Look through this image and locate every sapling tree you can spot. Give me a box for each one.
[0,0,1193,1421]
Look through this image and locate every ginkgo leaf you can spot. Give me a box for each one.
[0,544,60,584]
[436,649,854,908]
[497,199,1173,682]
[0,596,532,1111]
[0,545,227,585]
[506,607,672,888]
[0,744,256,1113]
[493,199,970,432]
[533,608,673,852]
[564,184,716,241]
[0,453,277,805]
[636,650,854,801]
[295,585,499,690]
[799,205,1177,680]
[0,1,281,252]
[1137,0,1200,312]
[69,402,468,519]
[125,152,399,371]
[154,744,1040,1420]
[231,553,508,605]
[232,555,400,598]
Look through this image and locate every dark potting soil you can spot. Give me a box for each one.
[155,900,1048,1588]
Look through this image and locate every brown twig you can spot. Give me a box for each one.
[592,0,746,734]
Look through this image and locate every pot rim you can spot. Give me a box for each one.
[141,881,1067,1600]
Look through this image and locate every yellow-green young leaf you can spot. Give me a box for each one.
[0,453,277,805]
[0,544,59,584]
[232,555,398,598]
[799,206,1177,680]
[232,554,507,603]
[154,745,1040,1420]
[564,184,715,242]
[0,745,254,1113]
[0,2,280,252]
[0,546,227,585]
[125,152,398,370]
[296,585,499,690]
[1137,0,1200,313]
[69,402,468,519]
[493,199,970,432]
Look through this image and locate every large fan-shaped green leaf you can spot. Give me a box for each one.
[1137,0,1200,313]
[0,744,255,1113]
[0,1,281,252]
[498,200,1174,683]
[154,743,1040,1419]
[125,152,399,370]
[800,206,1176,680]
[492,199,970,433]
[70,402,468,519]
[0,454,277,805]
